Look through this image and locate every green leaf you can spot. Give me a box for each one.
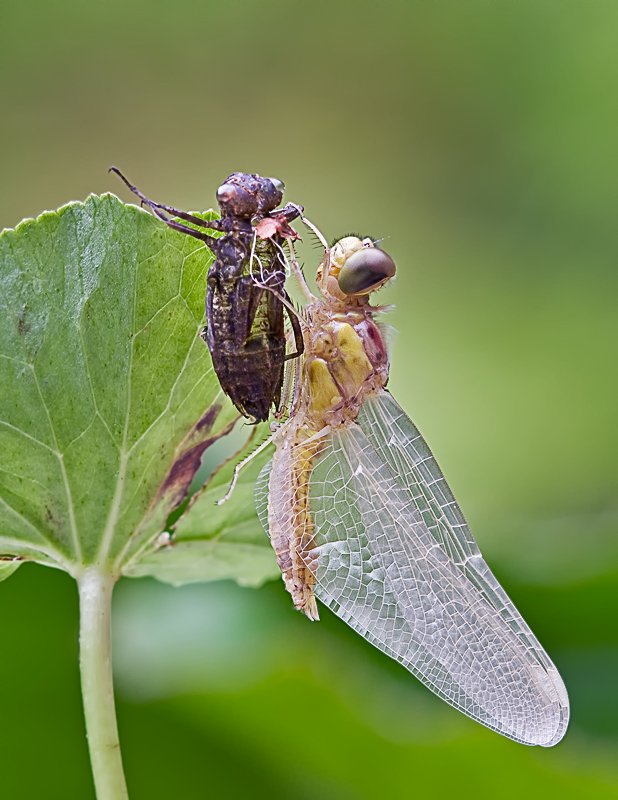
[124,424,278,588]
[0,194,239,576]
[0,558,22,582]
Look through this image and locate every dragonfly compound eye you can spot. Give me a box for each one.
[337,247,396,296]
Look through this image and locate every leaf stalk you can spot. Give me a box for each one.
[78,568,128,800]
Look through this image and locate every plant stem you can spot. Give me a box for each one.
[78,568,129,800]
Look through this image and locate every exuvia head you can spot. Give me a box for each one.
[216,173,284,219]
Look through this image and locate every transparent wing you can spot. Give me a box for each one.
[307,394,569,746]
[357,392,565,665]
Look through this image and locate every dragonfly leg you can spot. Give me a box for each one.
[110,167,226,238]
[252,281,307,328]
[287,239,316,302]
[277,349,302,419]
[216,434,274,505]
[299,212,329,250]
[284,295,304,360]
[150,215,219,246]
[276,317,304,418]
[275,347,294,419]
[288,354,303,417]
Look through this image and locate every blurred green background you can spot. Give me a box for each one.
[1,0,618,797]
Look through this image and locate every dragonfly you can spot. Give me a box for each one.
[111,168,303,422]
[253,226,570,747]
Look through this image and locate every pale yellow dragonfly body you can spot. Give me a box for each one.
[255,233,569,747]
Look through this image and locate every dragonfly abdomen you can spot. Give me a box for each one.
[269,431,320,620]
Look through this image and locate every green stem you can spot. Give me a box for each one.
[78,568,129,800]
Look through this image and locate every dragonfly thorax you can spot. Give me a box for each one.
[302,318,387,429]
[294,281,390,430]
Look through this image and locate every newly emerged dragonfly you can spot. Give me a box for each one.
[111,168,302,422]
[253,228,570,747]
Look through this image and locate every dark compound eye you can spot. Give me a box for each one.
[337,247,396,295]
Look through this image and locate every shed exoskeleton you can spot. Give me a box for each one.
[111,168,303,422]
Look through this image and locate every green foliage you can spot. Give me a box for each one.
[0,558,22,582]
[0,195,266,584]
[125,425,277,587]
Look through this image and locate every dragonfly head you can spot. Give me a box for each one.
[318,237,396,300]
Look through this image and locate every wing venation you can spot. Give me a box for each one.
[307,401,569,746]
[255,458,273,536]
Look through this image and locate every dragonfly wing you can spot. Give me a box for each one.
[358,392,482,569]
[357,392,569,726]
[358,393,563,642]
[308,416,569,746]
[255,458,273,536]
